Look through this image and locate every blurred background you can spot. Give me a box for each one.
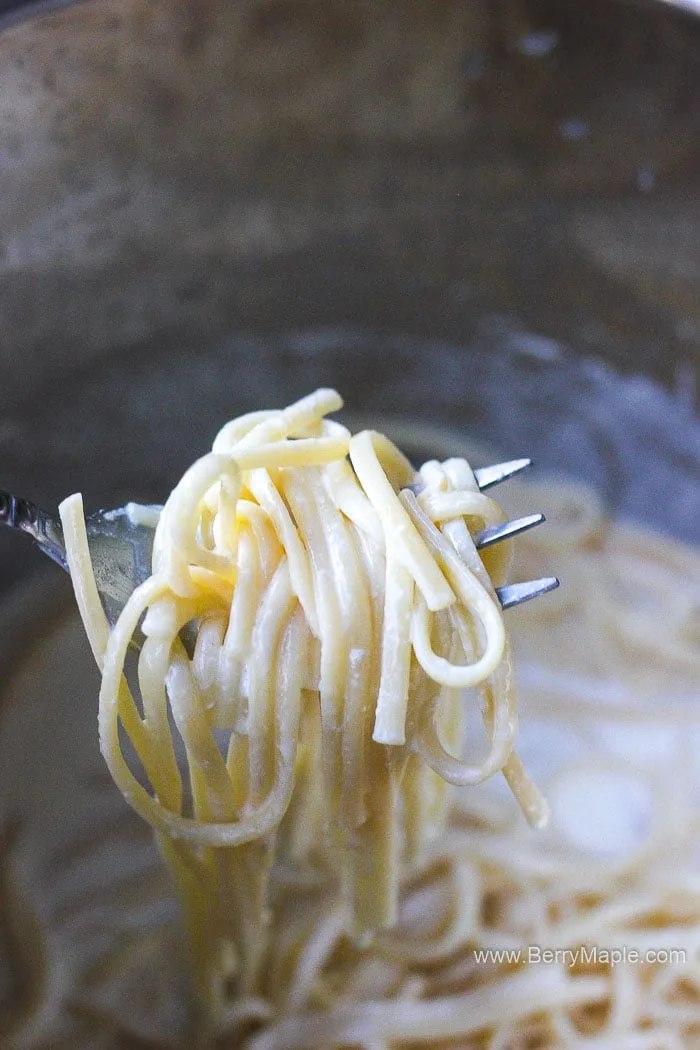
[0,0,698,577]
[0,4,698,1046]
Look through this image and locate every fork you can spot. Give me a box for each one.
[0,458,558,640]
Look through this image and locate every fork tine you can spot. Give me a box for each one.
[406,458,532,497]
[475,513,545,550]
[474,458,532,490]
[496,577,559,610]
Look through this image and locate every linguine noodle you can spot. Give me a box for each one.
[59,389,545,1037]
[54,389,700,1049]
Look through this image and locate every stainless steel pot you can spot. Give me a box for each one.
[0,0,699,578]
[0,4,698,1045]
[1,0,698,599]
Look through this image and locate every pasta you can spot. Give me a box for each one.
[51,390,700,1050]
[58,389,544,1040]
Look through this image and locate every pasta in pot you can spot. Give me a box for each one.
[53,388,700,1050]
[59,388,545,1038]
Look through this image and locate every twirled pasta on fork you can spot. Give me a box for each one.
[59,389,549,1037]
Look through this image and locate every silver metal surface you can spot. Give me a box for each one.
[496,577,561,610]
[474,514,546,550]
[0,458,558,634]
[0,0,698,599]
[0,489,151,627]
[473,460,534,492]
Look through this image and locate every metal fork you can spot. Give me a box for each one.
[0,458,558,639]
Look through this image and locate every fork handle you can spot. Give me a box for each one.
[0,489,39,529]
[0,489,68,571]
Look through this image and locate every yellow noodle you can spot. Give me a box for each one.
[60,389,564,1044]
